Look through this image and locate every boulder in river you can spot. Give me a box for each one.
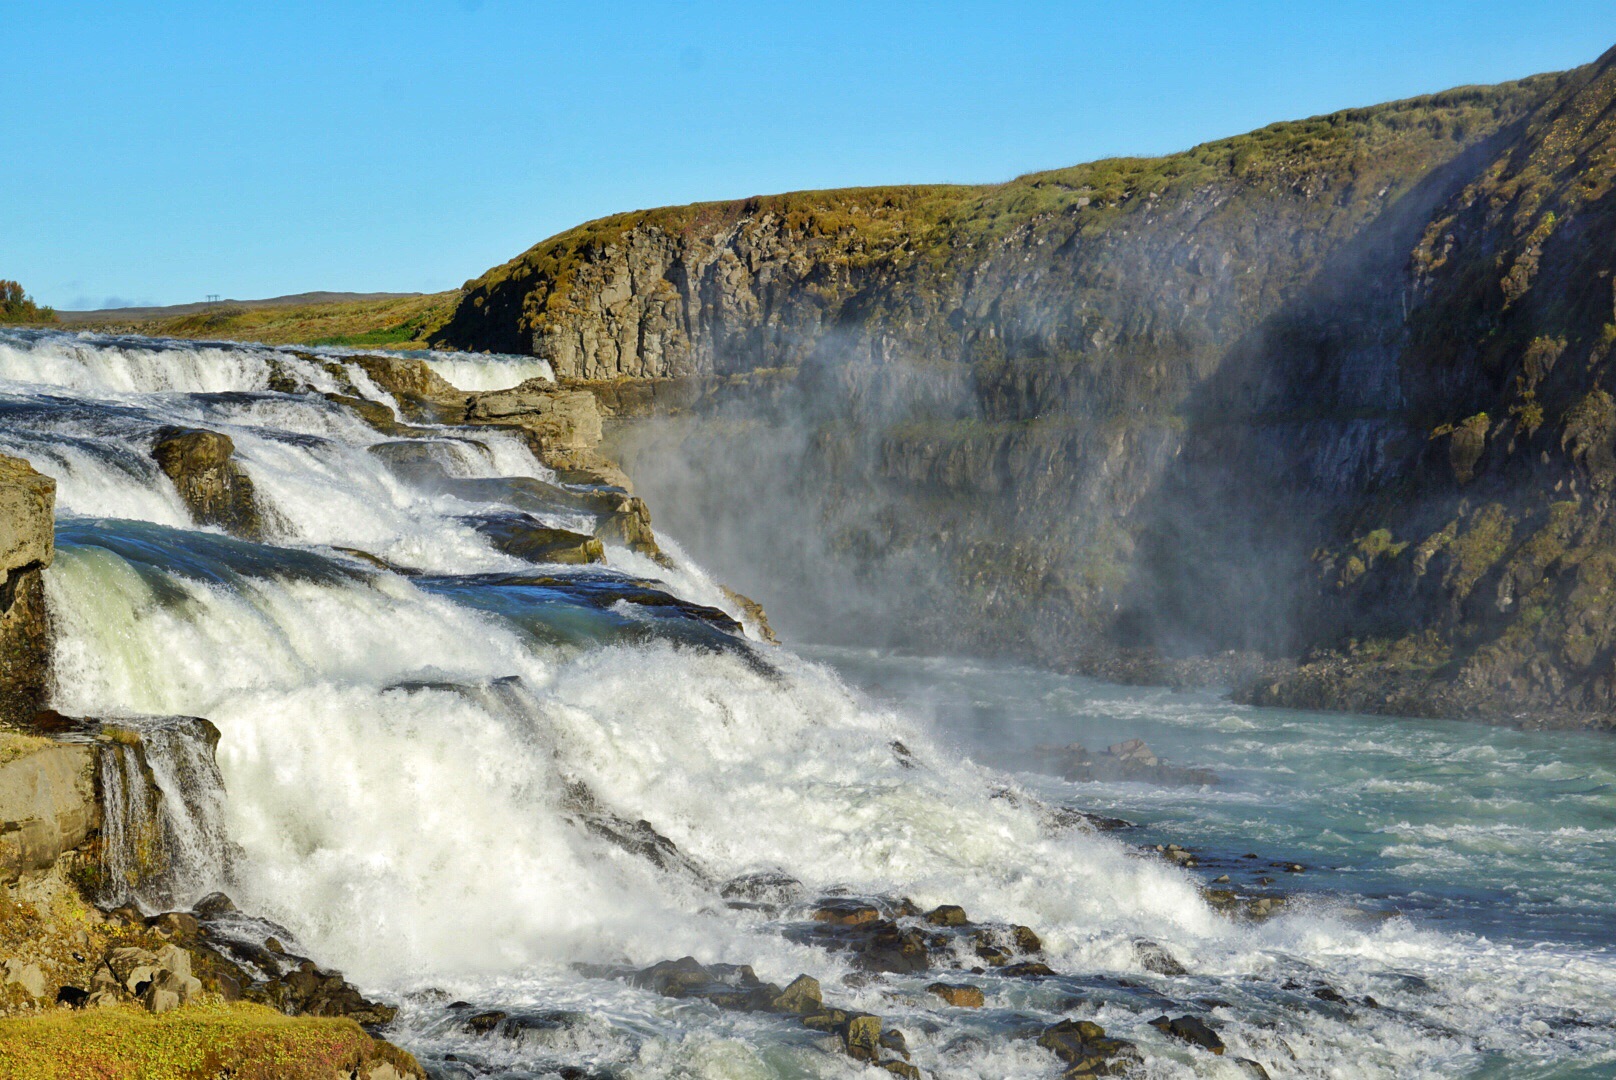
[468,513,604,565]
[1149,1013,1225,1054]
[150,427,265,541]
[1036,1018,1143,1075]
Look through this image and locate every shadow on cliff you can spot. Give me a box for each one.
[1112,118,1533,659]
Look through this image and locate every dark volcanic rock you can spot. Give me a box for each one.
[1149,1014,1226,1055]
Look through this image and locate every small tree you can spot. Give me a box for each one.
[0,281,57,324]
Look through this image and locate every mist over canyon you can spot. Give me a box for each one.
[432,44,1616,729]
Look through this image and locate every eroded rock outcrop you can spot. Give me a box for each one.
[0,455,53,727]
[0,739,96,883]
[150,427,265,541]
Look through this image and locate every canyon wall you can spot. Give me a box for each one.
[435,47,1616,728]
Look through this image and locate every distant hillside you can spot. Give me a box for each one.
[429,45,1616,728]
[60,291,461,347]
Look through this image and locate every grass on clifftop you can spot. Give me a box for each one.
[456,72,1564,310]
[0,1002,418,1080]
[69,292,461,348]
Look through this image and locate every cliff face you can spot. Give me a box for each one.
[435,49,1616,728]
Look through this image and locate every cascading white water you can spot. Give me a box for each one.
[8,327,1616,1079]
[95,715,232,912]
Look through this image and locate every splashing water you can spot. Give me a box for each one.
[8,327,1616,1078]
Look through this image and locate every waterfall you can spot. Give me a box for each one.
[94,715,232,912]
[4,326,1615,1078]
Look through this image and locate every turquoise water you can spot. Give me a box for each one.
[808,647,1616,956]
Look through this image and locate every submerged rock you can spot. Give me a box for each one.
[720,872,803,907]
[1043,739,1218,787]
[560,780,713,885]
[1133,939,1188,977]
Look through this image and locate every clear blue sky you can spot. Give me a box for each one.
[6,2,1613,310]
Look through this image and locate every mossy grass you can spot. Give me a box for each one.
[66,293,460,349]
[0,1001,418,1080]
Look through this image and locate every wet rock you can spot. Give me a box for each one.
[464,1010,507,1035]
[814,899,882,926]
[719,586,779,644]
[926,982,985,1007]
[561,780,713,885]
[1158,843,1197,867]
[1013,925,1043,954]
[924,905,968,927]
[1133,939,1188,977]
[151,427,265,540]
[468,512,604,565]
[1149,1014,1225,1054]
[324,393,403,435]
[1203,889,1287,921]
[788,916,932,974]
[842,1013,883,1062]
[333,547,420,576]
[631,956,713,998]
[1036,1018,1143,1076]
[880,1027,910,1059]
[1235,1059,1273,1079]
[193,892,239,919]
[770,974,822,1014]
[879,1061,922,1079]
[594,497,667,563]
[257,959,398,1025]
[1001,961,1057,978]
[720,871,803,907]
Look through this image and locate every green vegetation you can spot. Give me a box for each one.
[0,1002,418,1080]
[438,70,1563,355]
[67,292,460,348]
[0,281,56,324]
[0,731,51,765]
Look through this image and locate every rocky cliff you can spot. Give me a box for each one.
[434,46,1616,728]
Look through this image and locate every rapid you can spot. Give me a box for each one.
[2,327,1614,1078]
